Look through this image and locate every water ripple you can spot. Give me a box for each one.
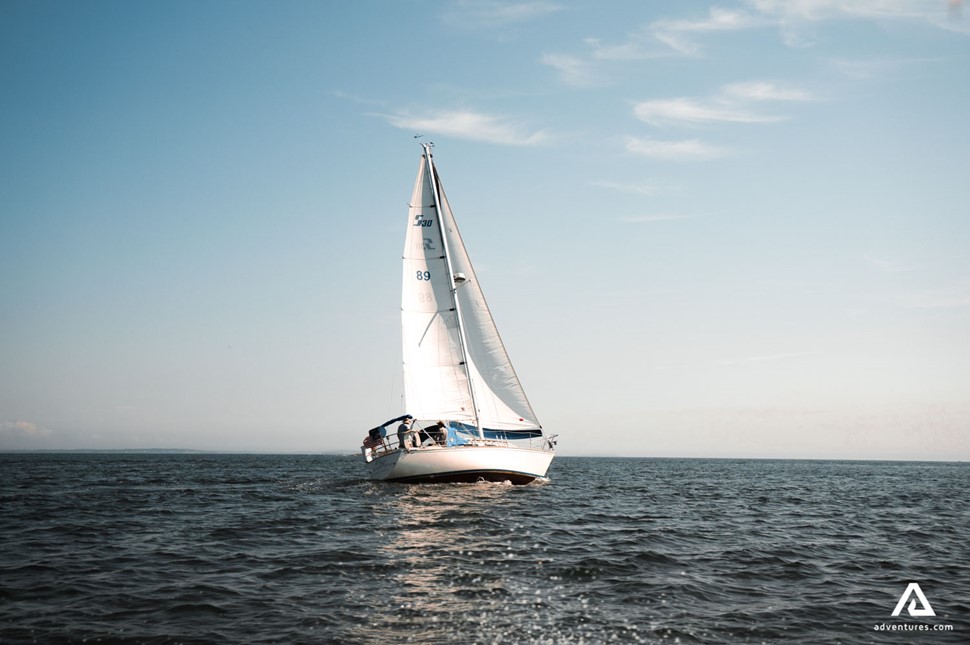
[1,454,968,643]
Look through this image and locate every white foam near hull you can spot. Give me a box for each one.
[366,444,554,485]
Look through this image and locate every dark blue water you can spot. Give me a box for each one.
[1,454,967,643]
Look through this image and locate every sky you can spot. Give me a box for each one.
[1,0,969,459]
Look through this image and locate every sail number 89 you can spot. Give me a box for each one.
[416,270,431,281]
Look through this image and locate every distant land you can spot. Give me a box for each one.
[0,448,354,455]
[0,448,206,454]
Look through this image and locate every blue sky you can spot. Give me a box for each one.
[2,0,968,458]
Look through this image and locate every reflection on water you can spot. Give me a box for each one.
[358,480,548,643]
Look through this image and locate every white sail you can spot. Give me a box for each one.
[401,154,475,424]
[401,148,539,431]
[435,177,539,430]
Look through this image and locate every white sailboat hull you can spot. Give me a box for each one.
[366,444,554,485]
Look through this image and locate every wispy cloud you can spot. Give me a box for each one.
[865,254,918,272]
[721,81,816,102]
[626,136,729,161]
[582,29,661,61]
[541,7,764,84]
[626,81,814,162]
[750,0,958,22]
[538,53,604,88]
[634,98,786,126]
[380,109,548,146]
[442,0,561,29]
[649,7,767,56]
[751,0,970,40]
[543,3,969,87]
[565,7,764,65]
[634,81,815,127]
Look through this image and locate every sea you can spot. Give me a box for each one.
[1,454,967,644]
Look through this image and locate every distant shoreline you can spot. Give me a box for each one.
[0,449,353,455]
[0,448,205,454]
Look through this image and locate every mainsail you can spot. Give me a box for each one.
[401,146,539,432]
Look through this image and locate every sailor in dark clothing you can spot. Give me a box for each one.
[397,417,413,450]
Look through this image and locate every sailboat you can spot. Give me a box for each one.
[361,144,556,484]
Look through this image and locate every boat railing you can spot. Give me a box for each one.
[361,432,442,458]
[361,434,401,459]
[361,430,555,461]
[475,436,555,451]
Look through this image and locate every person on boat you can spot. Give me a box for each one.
[365,426,387,452]
[433,421,447,446]
[397,417,413,451]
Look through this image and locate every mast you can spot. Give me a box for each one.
[423,144,484,439]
